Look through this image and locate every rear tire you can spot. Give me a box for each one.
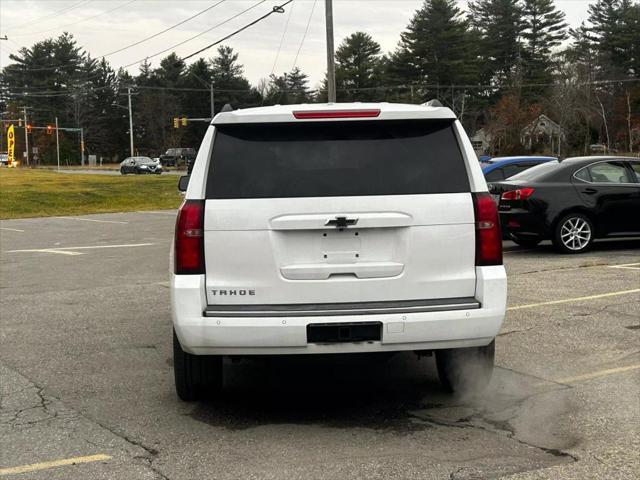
[436,341,495,395]
[173,330,223,401]
[552,213,594,254]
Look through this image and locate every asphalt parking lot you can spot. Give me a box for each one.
[1,212,638,479]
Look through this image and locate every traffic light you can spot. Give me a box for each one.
[181,117,188,127]
[26,124,32,134]
[173,117,179,129]
[47,125,53,135]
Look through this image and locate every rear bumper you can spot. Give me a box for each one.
[171,266,507,355]
[499,209,549,238]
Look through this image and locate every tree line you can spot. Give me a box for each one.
[1,0,638,164]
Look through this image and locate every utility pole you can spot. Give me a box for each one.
[325,0,336,103]
[210,82,215,119]
[55,117,60,171]
[127,87,134,157]
[23,106,29,166]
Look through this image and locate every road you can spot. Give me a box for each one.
[1,212,639,479]
[57,169,184,176]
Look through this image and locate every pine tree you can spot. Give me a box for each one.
[586,0,639,77]
[334,32,384,101]
[209,46,260,109]
[468,0,522,86]
[520,0,568,98]
[264,67,312,105]
[394,0,477,102]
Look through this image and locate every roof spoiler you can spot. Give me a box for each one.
[422,99,443,107]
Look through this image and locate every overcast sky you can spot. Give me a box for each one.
[0,0,596,88]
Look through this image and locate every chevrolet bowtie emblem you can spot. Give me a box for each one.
[325,216,358,228]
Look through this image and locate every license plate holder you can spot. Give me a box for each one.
[307,322,382,343]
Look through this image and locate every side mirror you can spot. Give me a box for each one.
[178,175,190,192]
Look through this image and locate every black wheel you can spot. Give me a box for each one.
[509,234,541,248]
[120,168,127,175]
[435,341,495,395]
[173,330,223,401]
[552,213,594,253]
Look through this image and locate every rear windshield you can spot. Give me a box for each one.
[507,161,560,181]
[206,120,469,199]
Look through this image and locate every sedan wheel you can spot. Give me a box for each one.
[553,214,594,253]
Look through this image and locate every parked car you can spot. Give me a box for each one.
[481,156,557,182]
[171,102,507,401]
[159,147,196,167]
[489,156,640,252]
[120,156,162,175]
[0,153,8,166]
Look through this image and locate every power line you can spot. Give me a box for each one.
[2,0,228,73]
[98,0,227,58]
[119,0,267,69]
[11,0,138,37]
[270,0,295,75]
[5,77,639,100]
[292,0,317,70]
[8,0,93,33]
[181,0,294,62]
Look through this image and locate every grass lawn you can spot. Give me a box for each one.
[0,169,183,219]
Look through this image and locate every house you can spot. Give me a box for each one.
[470,128,492,156]
[521,114,566,156]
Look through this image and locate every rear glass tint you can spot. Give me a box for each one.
[206,120,469,199]
[507,161,559,181]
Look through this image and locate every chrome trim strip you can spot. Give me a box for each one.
[204,299,480,318]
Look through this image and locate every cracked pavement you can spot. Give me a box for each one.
[1,212,639,479]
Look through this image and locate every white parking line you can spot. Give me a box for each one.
[0,227,25,232]
[507,288,640,311]
[54,216,128,224]
[6,243,155,256]
[608,262,640,270]
[138,210,177,216]
[0,454,111,476]
[535,364,640,387]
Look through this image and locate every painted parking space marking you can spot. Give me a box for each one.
[608,262,640,270]
[507,288,640,311]
[0,454,111,476]
[6,243,155,256]
[138,210,177,216]
[554,364,640,384]
[54,216,128,224]
[0,227,25,232]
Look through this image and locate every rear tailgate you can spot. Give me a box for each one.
[203,119,476,306]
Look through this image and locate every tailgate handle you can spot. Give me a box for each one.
[325,216,358,228]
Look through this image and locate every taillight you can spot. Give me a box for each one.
[293,109,381,119]
[174,200,205,274]
[501,187,534,201]
[473,193,503,266]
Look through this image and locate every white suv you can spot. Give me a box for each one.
[171,103,506,400]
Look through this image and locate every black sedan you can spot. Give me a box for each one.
[489,156,640,253]
[120,157,162,175]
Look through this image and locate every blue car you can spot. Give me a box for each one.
[481,156,558,181]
